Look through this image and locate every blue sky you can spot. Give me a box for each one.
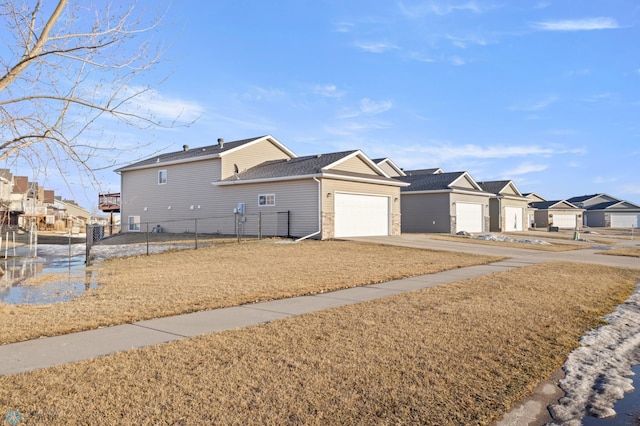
[12,1,640,209]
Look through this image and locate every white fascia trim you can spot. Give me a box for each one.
[218,135,297,159]
[450,172,483,191]
[402,188,489,197]
[322,172,409,186]
[214,172,409,187]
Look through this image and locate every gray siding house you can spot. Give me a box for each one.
[398,171,492,234]
[567,194,640,228]
[115,135,408,239]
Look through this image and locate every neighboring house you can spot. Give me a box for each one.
[398,171,492,234]
[523,193,547,228]
[477,180,529,232]
[527,200,584,230]
[373,158,406,178]
[115,135,408,239]
[567,194,640,228]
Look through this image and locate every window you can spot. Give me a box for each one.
[258,194,275,206]
[128,216,141,232]
[158,170,167,185]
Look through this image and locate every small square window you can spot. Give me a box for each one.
[258,194,275,206]
[158,170,167,185]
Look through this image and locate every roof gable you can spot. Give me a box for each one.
[524,193,546,203]
[374,158,406,177]
[529,200,580,210]
[326,151,389,177]
[585,200,640,211]
[399,171,485,193]
[478,180,524,197]
[115,135,295,173]
[567,193,621,207]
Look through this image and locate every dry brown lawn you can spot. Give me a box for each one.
[0,262,637,425]
[598,247,640,258]
[427,234,583,251]
[0,240,501,344]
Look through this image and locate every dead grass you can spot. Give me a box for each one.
[428,234,583,251]
[598,247,640,258]
[0,240,501,344]
[0,262,636,425]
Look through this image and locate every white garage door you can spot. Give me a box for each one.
[504,207,524,232]
[334,193,390,237]
[456,203,483,233]
[552,214,576,228]
[611,214,640,228]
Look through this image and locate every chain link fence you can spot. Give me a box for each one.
[86,211,291,264]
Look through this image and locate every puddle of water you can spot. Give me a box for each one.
[0,255,98,305]
[582,364,640,426]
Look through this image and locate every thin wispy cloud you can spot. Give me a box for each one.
[398,1,491,18]
[581,92,613,103]
[509,96,558,112]
[121,88,204,124]
[503,162,549,176]
[531,17,620,31]
[404,143,555,162]
[446,34,489,49]
[449,56,467,66]
[311,84,345,98]
[333,21,355,33]
[339,98,393,118]
[352,41,398,53]
[238,86,287,102]
[593,176,618,184]
[533,2,551,9]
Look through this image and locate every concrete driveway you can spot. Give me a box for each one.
[345,234,640,270]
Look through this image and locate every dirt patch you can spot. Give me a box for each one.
[0,262,637,425]
[0,240,501,344]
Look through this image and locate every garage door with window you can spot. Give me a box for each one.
[504,206,524,231]
[334,193,390,238]
[455,202,483,233]
[552,214,576,228]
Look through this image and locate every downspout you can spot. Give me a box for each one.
[295,177,322,242]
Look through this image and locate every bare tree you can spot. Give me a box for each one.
[0,0,181,189]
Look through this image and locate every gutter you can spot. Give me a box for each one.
[295,177,322,242]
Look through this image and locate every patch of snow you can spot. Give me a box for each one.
[476,233,551,245]
[547,285,640,424]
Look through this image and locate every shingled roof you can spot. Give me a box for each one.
[397,171,484,192]
[224,151,358,181]
[220,150,404,185]
[528,200,580,210]
[476,180,511,195]
[115,136,269,172]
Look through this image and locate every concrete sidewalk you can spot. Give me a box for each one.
[0,257,537,376]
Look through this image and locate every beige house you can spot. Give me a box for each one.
[477,180,529,232]
[398,170,492,234]
[527,199,584,230]
[115,135,407,239]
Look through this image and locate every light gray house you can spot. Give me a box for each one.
[115,135,408,239]
[567,194,640,228]
[398,171,492,234]
[477,180,529,232]
[527,200,584,230]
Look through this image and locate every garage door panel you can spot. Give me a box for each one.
[611,214,640,228]
[456,203,483,233]
[505,207,523,232]
[334,193,390,237]
[552,214,576,228]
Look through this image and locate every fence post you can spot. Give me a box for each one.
[287,210,291,238]
[146,222,150,256]
[258,212,262,240]
[85,224,91,266]
[195,218,198,250]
